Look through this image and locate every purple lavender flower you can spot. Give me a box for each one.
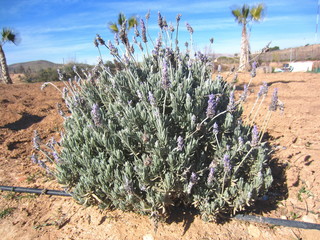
[238,136,244,148]
[153,109,160,117]
[210,38,214,44]
[148,91,156,106]
[158,12,164,29]
[57,103,66,118]
[240,84,248,101]
[251,125,259,147]
[176,13,181,22]
[140,19,147,43]
[196,51,208,63]
[227,91,235,112]
[187,172,198,194]
[162,18,168,29]
[152,33,162,57]
[119,21,129,46]
[33,130,41,150]
[213,122,219,135]
[134,24,140,37]
[161,59,170,89]
[206,94,217,118]
[94,39,99,48]
[133,36,137,44]
[258,82,268,97]
[124,177,133,195]
[114,33,119,45]
[165,47,174,59]
[207,167,215,185]
[31,154,38,164]
[107,40,118,56]
[52,151,60,163]
[37,159,47,170]
[130,44,135,54]
[177,136,184,151]
[91,103,102,126]
[269,88,278,111]
[96,34,105,45]
[223,154,231,173]
[169,24,175,32]
[185,22,194,34]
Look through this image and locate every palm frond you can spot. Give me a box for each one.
[118,13,126,26]
[1,28,18,45]
[232,9,243,24]
[108,23,119,33]
[128,17,137,30]
[241,4,250,19]
[250,4,265,22]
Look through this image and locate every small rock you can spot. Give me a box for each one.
[247,224,261,238]
[143,234,154,240]
[302,214,318,224]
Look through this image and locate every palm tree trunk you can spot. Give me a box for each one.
[239,23,250,72]
[0,45,13,84]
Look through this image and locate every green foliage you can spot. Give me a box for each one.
[269,46,280,52]
[231,3,265,25]
[34,13,273,221]
[108,12,137,33]
[0,207,15,219]
[21,63,94,83]
[1,27,19,46]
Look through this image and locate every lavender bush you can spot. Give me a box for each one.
[35,12,276,221]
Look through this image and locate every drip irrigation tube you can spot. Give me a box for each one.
[1,185,320,230]
[0,185,71,197]
[234,214,320,230]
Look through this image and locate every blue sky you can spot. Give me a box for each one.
[1,0,319,65]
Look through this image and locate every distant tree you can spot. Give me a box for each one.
[0,28,19,84]
[269,46,280,51]
[232,4,265,71]
[108,12,137,34]
[18,65,25,74]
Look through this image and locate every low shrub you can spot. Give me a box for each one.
[34,12,278,221]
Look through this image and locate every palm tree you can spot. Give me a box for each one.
[232,4,264,72]
[108,12,137,34]
[0,28,19,84]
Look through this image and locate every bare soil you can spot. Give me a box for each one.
[0,73,319,239]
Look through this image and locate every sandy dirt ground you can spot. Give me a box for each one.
[0,72,319,239]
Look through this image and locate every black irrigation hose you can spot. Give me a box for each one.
[1,185,320,230]
[234,214,320,230]
[0,185,71,197]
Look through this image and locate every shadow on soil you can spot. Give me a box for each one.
[1,112,44,131]
[164,133,288,234]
